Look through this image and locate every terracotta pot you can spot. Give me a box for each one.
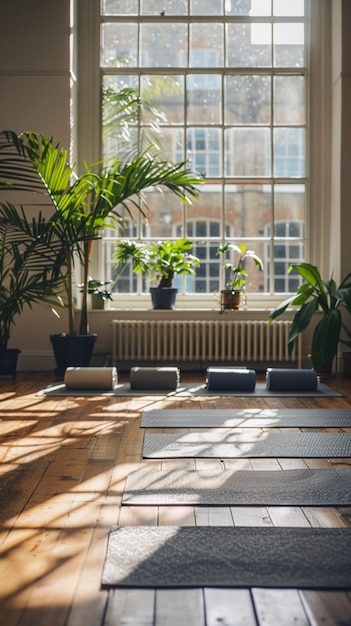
[220,290,241,310]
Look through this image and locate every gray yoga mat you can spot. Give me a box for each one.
[141,408,351,429]
[102,526,351,589]
[142,431,351,458]
[122,469,351,506]
[36,381,342,397]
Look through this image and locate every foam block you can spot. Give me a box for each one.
[266,368,318,391]
[130,367,180,390]
[206,367,256,391]
[64,367,118,390]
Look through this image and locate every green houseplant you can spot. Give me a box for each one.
[112,238,201,309]
[17,132,202,371]
[0,203,64,375]
[268,262,351,373]
[216,242,264,310]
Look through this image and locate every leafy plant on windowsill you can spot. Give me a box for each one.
[216,242,264,292]
[112,238,201,289]
[78,278,113,304]
[268,262,351,372]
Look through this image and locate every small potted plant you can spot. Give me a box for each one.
[112,238,201,309]
[268,262,351,374]
[78,278,113,310]
[216,242,264,310]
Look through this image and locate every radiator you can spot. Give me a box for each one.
[111,320,302,368]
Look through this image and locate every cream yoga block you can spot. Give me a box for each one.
[64,367,118,390]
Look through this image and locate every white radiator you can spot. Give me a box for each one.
[111,320,302,368]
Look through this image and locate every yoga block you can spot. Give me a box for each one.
[64,367,118,390]
[206,367,256,391]
[130,367,180,390]
[266,368,318,391]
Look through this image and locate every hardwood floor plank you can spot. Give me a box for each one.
[194,506,234,526]
[204,588,257,626]
[104,589,155,626]
[267,506,310,527]
[300,591,351,625]
[253,588,310,626]
[155,589,205,626]
[231,506,273,527]
[158,506,196,526]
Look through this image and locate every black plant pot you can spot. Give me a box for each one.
[50,334,97,376]
[150,287,178,310]
[0,348,21,378]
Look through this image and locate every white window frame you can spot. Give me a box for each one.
[75,0,332,311]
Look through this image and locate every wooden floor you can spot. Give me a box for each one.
[1,371,351,626]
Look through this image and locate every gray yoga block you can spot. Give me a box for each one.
[130,367,180,390]
[266,368,318,391]
[206,367,256,391]
[64,367,118,390]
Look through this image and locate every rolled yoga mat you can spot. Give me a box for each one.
[206,367,256,391]
[266,368,318,391]
[64,367,118,390]
[130,366,180,390]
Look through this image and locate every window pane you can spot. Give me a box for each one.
[274,129,305,177]
[225,184,272,238]
[273,0,304,16]
[141,0,187,15]
[187,128,222,177]
[190,24,224,67]
[274,23,304,67]
[225,75,271,124]
[227,0,271,16]
[141,75,184,124]
[101,23,138,67]
[274,76,305,124]
[102,75,139,160]
[274,184,305,231]
[227,23,272,67]
[226,128,271,177]
[187,75,222,124]
[143,190,185,239]
[101,0,138,16]
[140,23,187,67]
[191,0,223,15]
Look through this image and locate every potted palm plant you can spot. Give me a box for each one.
[17,132,202,372]
[112,238,201,309]
[0,203,64,376]
[216,242,264,310]
[268,262,351,373]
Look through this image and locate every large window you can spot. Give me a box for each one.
[100,0,307,302]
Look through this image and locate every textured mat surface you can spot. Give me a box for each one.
[36,381,342,397]
[102,526,351,589]
[142,431,351,458]
[141,408,351,428]
[122,469,351,506]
